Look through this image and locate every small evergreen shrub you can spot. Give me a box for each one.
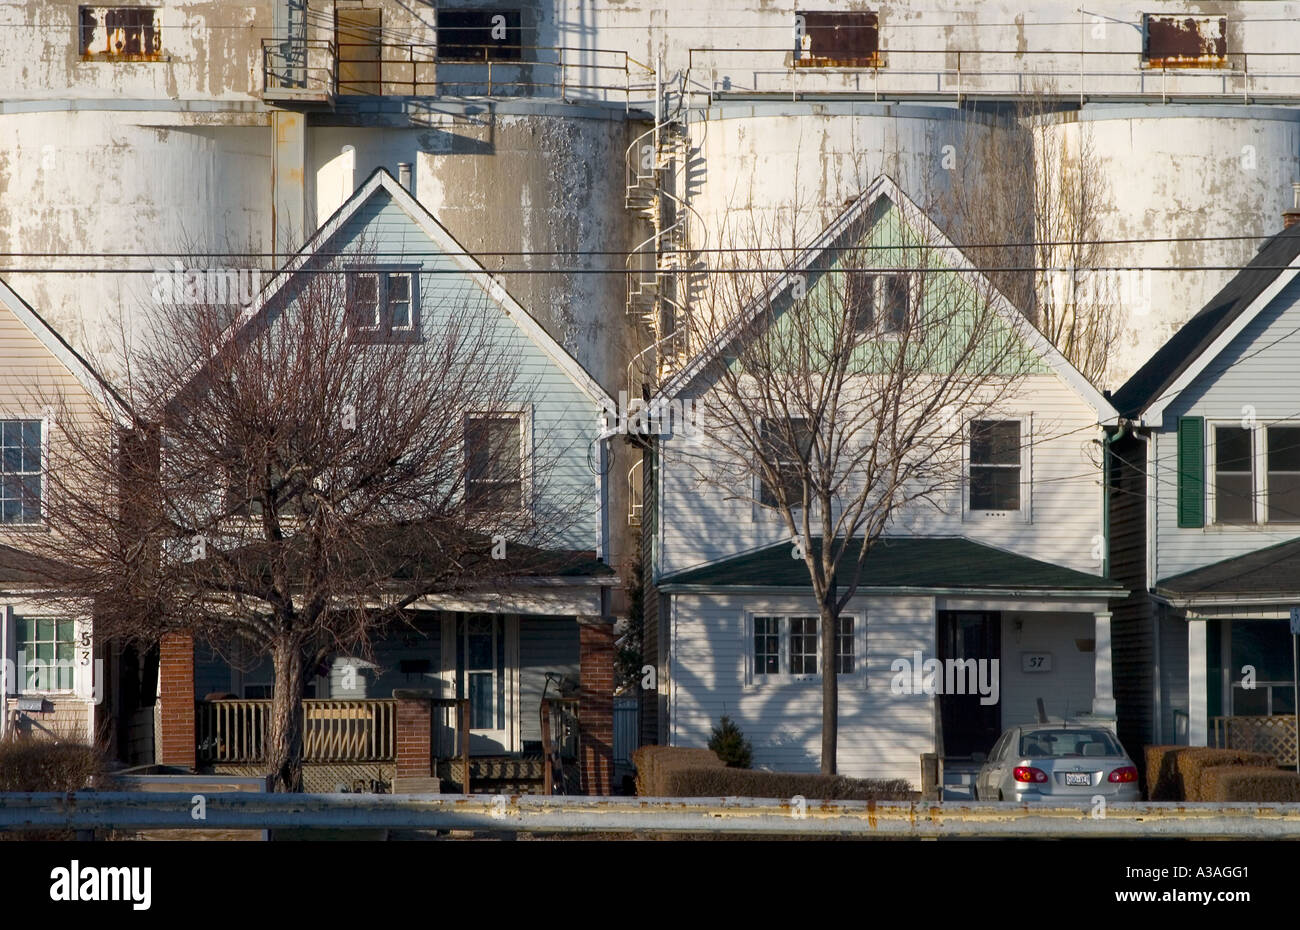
[708,715,753,769]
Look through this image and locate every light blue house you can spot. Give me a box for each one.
[1108,219,1300,765]
[150,168,622,794]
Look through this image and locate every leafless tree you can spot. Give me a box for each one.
[677,184,1037,774]
[24,248,590,791]
[942,91,1117,385]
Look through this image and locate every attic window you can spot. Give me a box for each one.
[795,11,880,68]
[79,6,163,61]
[1142,15,1227,68]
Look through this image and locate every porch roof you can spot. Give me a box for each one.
[659,536,1123,595]
[1157,536,1300,601]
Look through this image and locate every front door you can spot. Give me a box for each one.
[937,610,1001,758]
[335,9,381,95]
[449,615,518,753]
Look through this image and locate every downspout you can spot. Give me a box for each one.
[1100,420,1130,580]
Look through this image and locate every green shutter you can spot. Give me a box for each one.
[1177,416,1205,528]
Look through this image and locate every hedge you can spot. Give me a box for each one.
[0,738,106,841]
[659,766,915,801]
[1144,745,1189,801]
[1200,765,1300,802]
[632,746,725,796]
[1177,748,1276,802]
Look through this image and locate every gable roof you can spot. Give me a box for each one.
[1111,224,1300,425]
[655,174,1118,422]
[0,278,127,419]
[659,535,1122,595]
[1155,535,1300,602]
[178,168,613,411]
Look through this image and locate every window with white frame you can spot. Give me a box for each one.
[346,269,419,341]
[0,420,42,524]
[751,615,858,681]
[847,272,909,336]
[967,419,1025,516]
[465,414,524,513]
[759,417,813,508]
[17,616,75,692]
[1207,422,1300,525]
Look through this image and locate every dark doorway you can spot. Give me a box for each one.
[937,611,1001,758]
[336,9,382,95]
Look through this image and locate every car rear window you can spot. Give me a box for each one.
[1018,729,1122,758]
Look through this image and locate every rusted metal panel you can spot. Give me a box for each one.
[336,8,382,95]
[79,5,163,61]
[797,11,880,68]
[1143,15,1227,68]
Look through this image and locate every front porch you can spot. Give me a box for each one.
[138,600,616,794]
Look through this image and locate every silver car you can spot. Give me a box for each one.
[973,724,1140,802]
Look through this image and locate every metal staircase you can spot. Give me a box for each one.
[623,68,703,399]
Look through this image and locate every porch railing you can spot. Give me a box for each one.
[198,699,397,764]
[1211,715,1299,767]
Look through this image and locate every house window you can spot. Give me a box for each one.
[79,6,162,60]
[436,9,522,61]
[17,617,75,691]
[0,420,42,524]
[759,417,813,508]
[968,420,1021,512]
[795,11,880,68]
[1214,425,1253,524]
[1142,14,1226,68]
[465,415,523,513]
[1267,426,1300,523]
[347,270,419,341]
[752,615,858,680]
[847,272,908,335]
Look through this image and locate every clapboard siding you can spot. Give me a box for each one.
[1108,430,1155,751]
[518,617,579,744]
[669,593,935,784]
[1154,276,1300,580]
[329,192,603,553]
[659,372,1105,579]
[327,620,443,699]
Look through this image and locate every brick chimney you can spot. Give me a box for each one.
[1285,181,1300,229]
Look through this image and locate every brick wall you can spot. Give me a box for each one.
[394,692,433,780]
[579,619,615,795]
[158,633,196,769]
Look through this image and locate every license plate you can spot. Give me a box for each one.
[1065,772,1090,786]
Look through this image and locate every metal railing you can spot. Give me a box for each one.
[197,699,397,764]
[685,46,1300,104]
[261,38,653,105]
[10,794,1300,837]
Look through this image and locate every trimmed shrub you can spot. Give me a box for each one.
[708,716,752,768]
[1201,765,1300,802]
[660,767,915,801]
[1177,748,1275,802]
[632,746,725,796]
[1144,745,1189,801]
[0,738,106,841]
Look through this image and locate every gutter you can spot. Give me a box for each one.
[656,583,1124,598]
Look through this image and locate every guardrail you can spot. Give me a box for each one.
[685,46,1300,104]
[7,794,1300,837]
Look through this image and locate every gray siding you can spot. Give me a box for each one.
[326,618,443,699]
[1108,430,1155,753]
[518,617,580,745]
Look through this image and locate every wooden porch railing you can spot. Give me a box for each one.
[1211,714,1299,767]
[540,697,580,795]
[198,699,398,764]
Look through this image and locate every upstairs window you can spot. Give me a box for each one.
[346,270,419,342]
[1142,14,1227,68]
[847,272,909,335]
[968,419,1023,515]
[759,417,813,508]
[465,415,524,513]
[1213,424,1253,524]
[436,10,523,62]
[1267,426,1300,523]
[795,11,880,68]
[1,420,42,524]
[79,6,162,60]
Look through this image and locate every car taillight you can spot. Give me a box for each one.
[1108,766,1138,783]
[1013,766,1048,783]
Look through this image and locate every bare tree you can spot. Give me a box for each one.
[677,183,1037,773]
[942,91,1117,385]
[25,249,589,791]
